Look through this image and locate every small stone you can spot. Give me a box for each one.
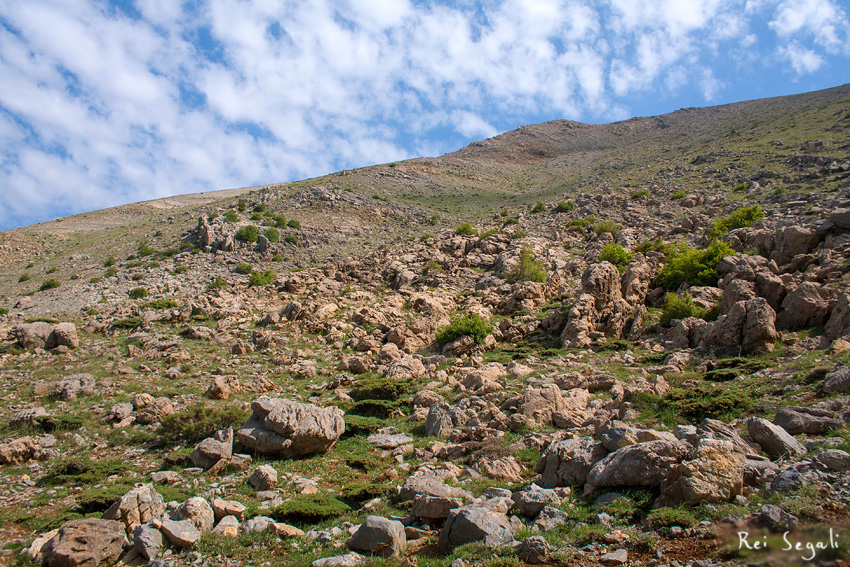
[248,465,278,491]
[600,548,628,565]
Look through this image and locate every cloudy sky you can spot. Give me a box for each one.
[1,0,849,230]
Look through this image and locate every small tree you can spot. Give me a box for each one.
[599,242,633,272]
[505,245,547,284]
[235,225,259,243]
[555,201,575,213]
[436,313,493,346]
[455,222,477,236]
[264,228,280,242]
[531,201,546,214]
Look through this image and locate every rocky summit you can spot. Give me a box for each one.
[2,84,850,567]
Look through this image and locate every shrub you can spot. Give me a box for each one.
[631,190,650,199]
[634,237,676,256]
[350,376,417,402]
[599,243,633,272]
[138,244,155,257]
[223,211,239,223]
[237,201,246,212]
[234,263,253,275]
[657,241,736,291]
[555,200,575,212]
[128,287,148,299]
[18,273,31,283]
[159,404,249,444]
[271,494,351,525]
[142,300,179,309]
[707,205,764,240]
[594,219,621,236]
[39,279,60,291]
[103,256,115,267]
[505,245,546,284]
[531,201,546,214]
[208,213,219,220]
[660,292,705,325]
[46,267,58,274]
[235,225,259,243]
[422,260,444,273]
[284,234,298,244]
[208,275,227,289]
[287,219,301,229]
[455,222,477,236]
[253,204,267,213]
[248,270,276,286]
[131,274,144,281]
[264,228,280,242]
[511,229,527,239]
[250,212,263,221]
[0,307,7,315]
[272,254,283,262]
[436,313,493,346]
[112,317,142,329]
[343,415,384,437]
[567,217,596,231]
[671,191,687,200]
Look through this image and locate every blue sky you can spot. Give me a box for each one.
[1,0,849,231]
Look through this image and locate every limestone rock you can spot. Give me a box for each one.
[173,497,215,533]
[411,495,463,520]
[585,439,688,493]
[159,519,201,548]
[511,484,569,517]
[44,519,127,567]
[211,515,240,538]
[190,428,233,470]
[777,281,832,330]
[746,417,807,460]
[54,373,96,401]
[438,502,517,551]
[536,437,608,488]
[656,439,745,507]
[774,406,841,435]
[346,515,407,558]
[237,396,345,457]
[0,436,40,464]
[103,484,165,533]
[14,322,54,349]
[248,465,278,491]
[515,535,552,565]
[823,366,850,394]
[132,523,163,561]
[48,322,79,350]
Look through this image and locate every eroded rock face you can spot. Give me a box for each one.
[44,519,127,567]
[656,439,746,507]
[747,417,807,460]
[237,397,345,457]
[54,374,96,401]
[561,262,634,348]
[102,484,166,533]
[777,282,832,330]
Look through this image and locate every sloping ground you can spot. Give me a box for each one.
[0,84,849,567]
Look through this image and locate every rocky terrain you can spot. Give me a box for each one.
[0,83,850,567]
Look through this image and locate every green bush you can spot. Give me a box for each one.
[455,222,478,236]
[131,273,144,281]
[237,201,246,212]
[567,217,597,231]
[137,244,156,257]
[0,307,8,316]
[112,317,142,329]
[631,190,650,199]
[284,234,298,244]
[634,237,676,256]
[46,267,58,274]
[272,254,283,262]
[253,204,267,213]
[555,200,575,212]
[422,260,444,273]
[234,263,253,275]
[707,205,764,240]
[224,211,239,223]
[505,245,546,284]
[235,225,259,243]
[104,267,118,277]
[343,415,385,437]
[159,404,250,444]
[18,273,31,283]
[531,201,546,214]
[103,256,116,267]
[264,228,280,242]
[511,229,527,239]
[39,279,60,291]
[436,313,493,346]
[599,243,633,272]
[671,191,687,200]
[208,275,227,289]
[594,219,621,236]
[658,241,735,291]
[348,399,399,419]
[350,376,417,401]
[142,300,179,310]
[250,212,263,221]
[271,494,351,525]
[128,287,148,299]
[248,270,276,286]
[287,219,301,229]
[660,292,705,325]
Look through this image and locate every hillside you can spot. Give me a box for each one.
[0,84,849,567]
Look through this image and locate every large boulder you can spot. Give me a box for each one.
[14,322,54,349]
[398,470,473,502]
[0,436,40,464]
[584,439,688,493]
[710,298,779,354]
[236,397,345,457]
[560,262,635,348]
[54,374,96,401]
[172,497,215,533]
[773,226,819,265]
[102,484,165,533]
[777,282,832,330]
[825,292,850,341]
[44,519,127,567]
[536,437,608,488]
[773,406,842,435]
[823,366,850,394]
[746,417,807,460]
[656,439,745,507]
[47,322,79,350]
[438,501,518,551]
[346,516,406,558]
[190,428,233,470]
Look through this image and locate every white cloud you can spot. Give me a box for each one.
[1,0,849,229]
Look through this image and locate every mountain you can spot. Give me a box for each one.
[1,84,849,567]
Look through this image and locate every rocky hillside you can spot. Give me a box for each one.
[1,84,850,567]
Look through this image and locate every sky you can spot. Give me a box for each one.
[1,0,849,231]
